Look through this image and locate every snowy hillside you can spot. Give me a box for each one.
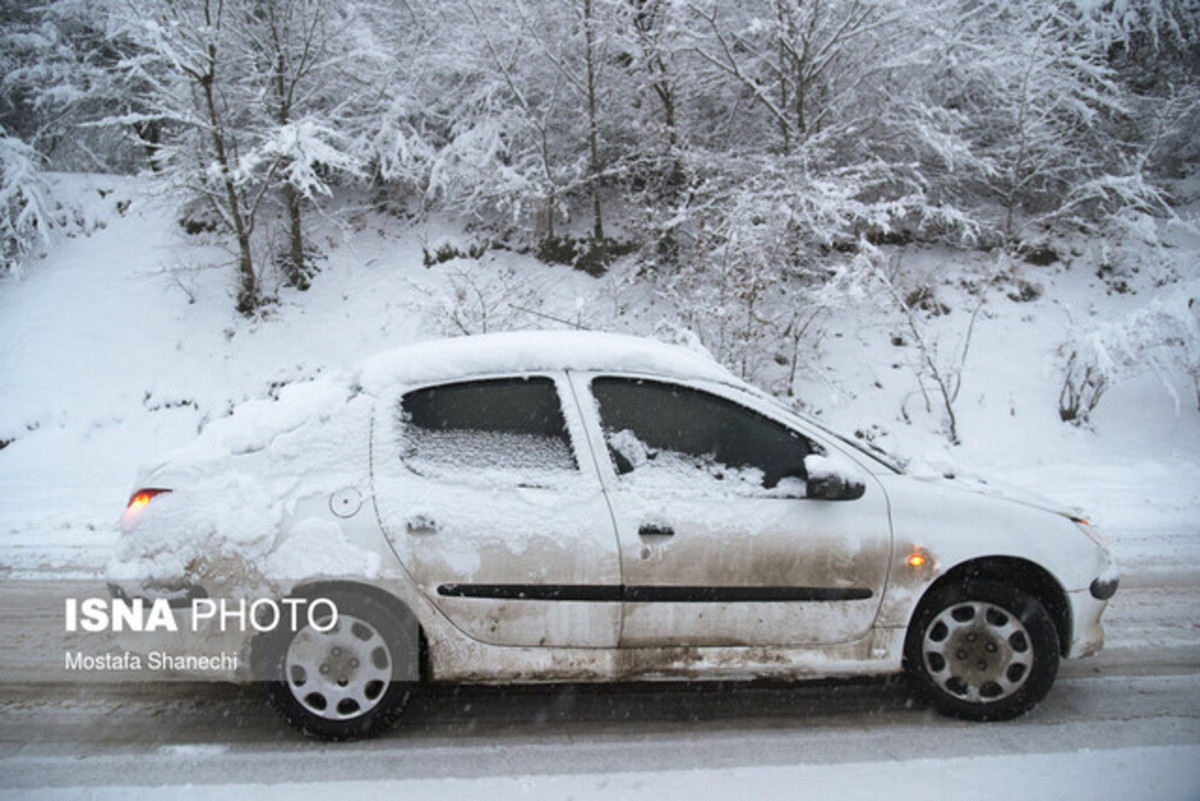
[0,172,1197,579]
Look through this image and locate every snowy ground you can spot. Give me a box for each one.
[2,647,1198,799]
[5,741,1198,801]
[1,174,1198,797]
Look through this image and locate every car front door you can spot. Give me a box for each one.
[372,374,621,648]
[569,373,892,648]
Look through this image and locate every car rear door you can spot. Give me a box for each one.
[568,372,892,648]
[372,373,621,648]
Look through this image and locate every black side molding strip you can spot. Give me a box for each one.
[437,584,872,603]
[623,586,873,603]
[438,584,622,602]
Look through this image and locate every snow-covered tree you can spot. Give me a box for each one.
[0,0,138,172]
[650,153,895,385]
[0,129,55,277]
[109,0,382,313]
[342,2,439,192]
[240,0,374,290]
[1099,0,1200,187]
[941,2,1173,240]
[113,0,270,313]
[427,0,573,234]
[428,0,635,256]
[619,0,687,197]
[1060,282,1200,425]
[684,0,900,156]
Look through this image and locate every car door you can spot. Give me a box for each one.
[372,373,621,648]
[569,373,892,648]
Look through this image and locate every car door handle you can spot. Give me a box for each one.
[406,515,439,535]
[638,524,674,538]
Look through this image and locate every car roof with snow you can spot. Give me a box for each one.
[356,330,740,392]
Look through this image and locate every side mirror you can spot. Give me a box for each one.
[804,453,866,501]
[806,473,866,501]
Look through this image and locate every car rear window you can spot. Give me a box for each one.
[398,376,577,476]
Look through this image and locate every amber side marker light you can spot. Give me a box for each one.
[906,552,928,568]
[126,488,171,513]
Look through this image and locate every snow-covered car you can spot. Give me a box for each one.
[108,331,1118,739]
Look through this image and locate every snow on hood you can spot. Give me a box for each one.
[907,465,1084,520]
[955,474,1086,519]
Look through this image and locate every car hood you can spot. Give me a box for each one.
[909,471,1083,520]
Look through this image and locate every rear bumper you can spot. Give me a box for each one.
[108,580,208,608]
[104,581,254,682]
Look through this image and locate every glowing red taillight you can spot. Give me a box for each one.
[126,488,171,513]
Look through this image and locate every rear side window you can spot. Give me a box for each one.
[398,377,577,477]
[591,377,812,494]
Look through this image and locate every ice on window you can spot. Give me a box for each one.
[396,375,578,485]
[404,428,575,474]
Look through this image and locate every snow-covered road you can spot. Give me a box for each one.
[1,655,1197,797]
[1,558,1197,799]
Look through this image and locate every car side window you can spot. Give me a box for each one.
[398,377,577,481]
[591,377,814,496]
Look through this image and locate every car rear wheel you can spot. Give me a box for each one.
[905,580,1059,721]
[263,590,414,739]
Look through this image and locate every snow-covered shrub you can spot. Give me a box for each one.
[875,251,990,445]
[423,240,490,267]
[1058,350,1110,425]
[647,146,940,388]
[419,262,550,336]
[534,234,637,276]
[0,131,54,278]
[1059,283,1200,425]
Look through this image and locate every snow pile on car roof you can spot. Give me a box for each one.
[357,330,737,393]
[143,374,357,470]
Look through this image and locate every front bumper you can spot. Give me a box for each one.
[1066,584,1114,659]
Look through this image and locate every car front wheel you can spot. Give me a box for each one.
[904,580,1059,721]
[263,590,414,739]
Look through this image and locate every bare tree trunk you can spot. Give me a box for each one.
[198,39,258,315]
[630,0,684,195]
[133,120,164,173]
[584,0,604,241]
[283,181,308,289]
[268,1,312,291]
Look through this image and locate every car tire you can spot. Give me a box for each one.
[262,589,415,740]
[904,579,1059,721]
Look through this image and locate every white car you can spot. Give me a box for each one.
[109,331,1118,739]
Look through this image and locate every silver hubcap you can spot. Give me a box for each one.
[284,614,393,720]
[922,601,1034,703]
